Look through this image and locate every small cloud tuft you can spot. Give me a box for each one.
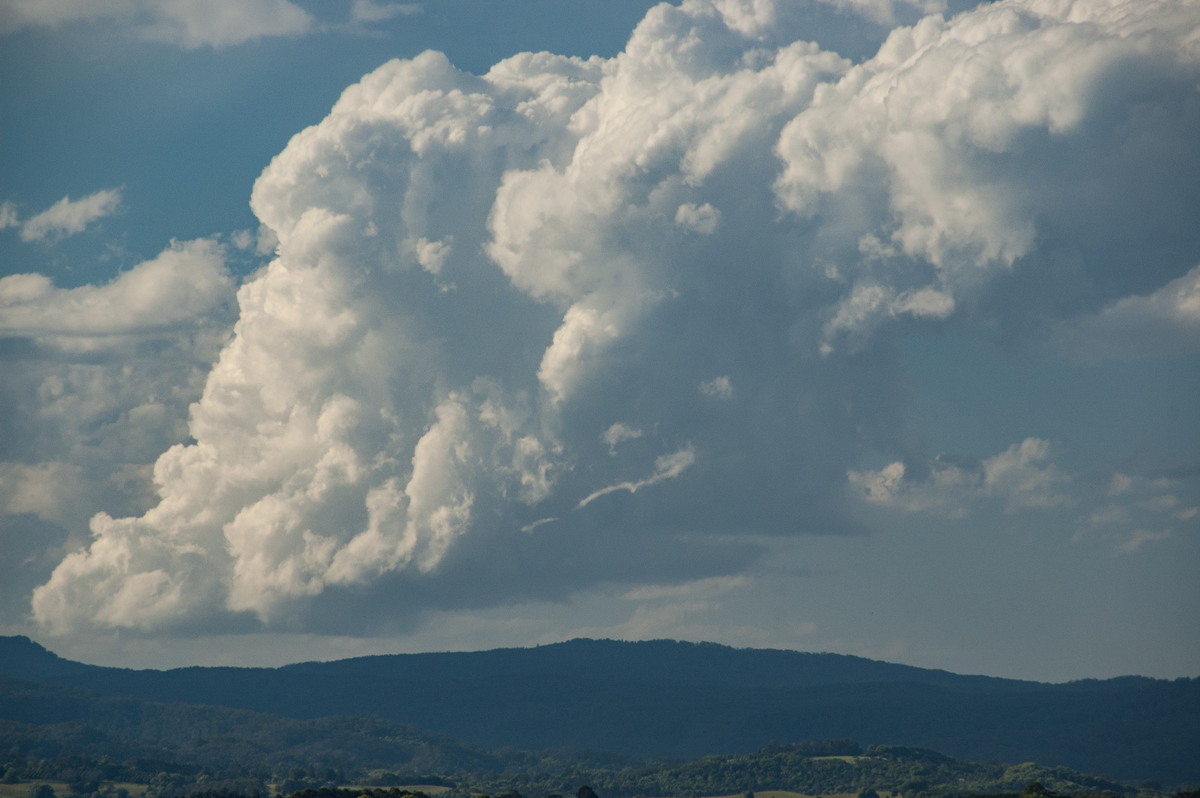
[19,188,121,242]
[699,376,734,400]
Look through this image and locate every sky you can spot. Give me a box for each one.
[0,0,1198,685]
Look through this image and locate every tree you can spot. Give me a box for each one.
[576,786,598,798]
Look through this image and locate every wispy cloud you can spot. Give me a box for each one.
[1052,264,1200,360]
[0,0,315,48]
[1083,472,1198,555]
[349,1,420,25]
[0,201,18,230]
[699,376,734,400]
[577,446,697,509]
[847,438,1072,517]
[17,189,122,242]
[0,0,430,47]
[1116,529,1172,555]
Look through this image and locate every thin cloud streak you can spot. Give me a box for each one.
[577,446,697,509]
[16,189,122,243]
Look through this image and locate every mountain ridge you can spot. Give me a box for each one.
[0,634,1047,687]
[2,635,1196,784]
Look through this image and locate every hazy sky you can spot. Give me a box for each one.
[1,0,1198,684]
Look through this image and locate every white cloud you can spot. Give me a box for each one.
[820,282,955,353]
[0,237,234,343]
[413,236,452,277]
[848,438,1070,516]
[0,0,121,34]
[775,0,1200,350]
[817,0,947,26]
[0,201,18,229]
[1108,473,1135,496]
[675,202,721,235]
[349,0,418,25]
[18,188,121,242]
[1052,264,1200,360]
[1083,472,1198,554]
[1116,528,1172,555]
[0,0,314,47]
[603,422,644,453]
[0,462,127,531]
[622,574,747,602]
[577,446,697,509]
[981,437,1071,511]
[139,0,313,48]
[24,0,1200,636]
[0,239,236,550]
[537,300,627,404]
[699,375,734,399]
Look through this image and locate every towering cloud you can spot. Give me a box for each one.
[26,0,1200,635]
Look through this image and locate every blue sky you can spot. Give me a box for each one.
[1,0,1198,684]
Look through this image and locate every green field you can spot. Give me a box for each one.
[343,787,452,795]
[705,787,897,792]
[0,782,68,798]
[810,757,868,764]
[0,783,149,798]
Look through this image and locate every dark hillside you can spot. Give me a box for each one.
[0,674,1158,798]
[0,673,499,775]
[1,636,1196,785]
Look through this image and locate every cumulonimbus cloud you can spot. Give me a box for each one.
[27,0,1200,635]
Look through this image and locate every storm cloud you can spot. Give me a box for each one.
[16,0,1200,639]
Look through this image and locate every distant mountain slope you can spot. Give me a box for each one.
[0,674,1148,798]
[2,636,1196,785]
[0,673,499,776]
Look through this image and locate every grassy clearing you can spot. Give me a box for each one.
[0,782,69,798]
[808,757,867,764]
[0,782,148,798]
[726,792,809,798]
[706,792,896,798]
[347,787,452,795]
[109,785,149,796]
[706,791,819,798]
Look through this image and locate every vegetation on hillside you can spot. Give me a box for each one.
[0,728,1189,798]
[3,637,1196,786]
[2,638,1196,798]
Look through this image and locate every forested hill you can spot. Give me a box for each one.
[1,636,1197,785]
[0,674,1157,798]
